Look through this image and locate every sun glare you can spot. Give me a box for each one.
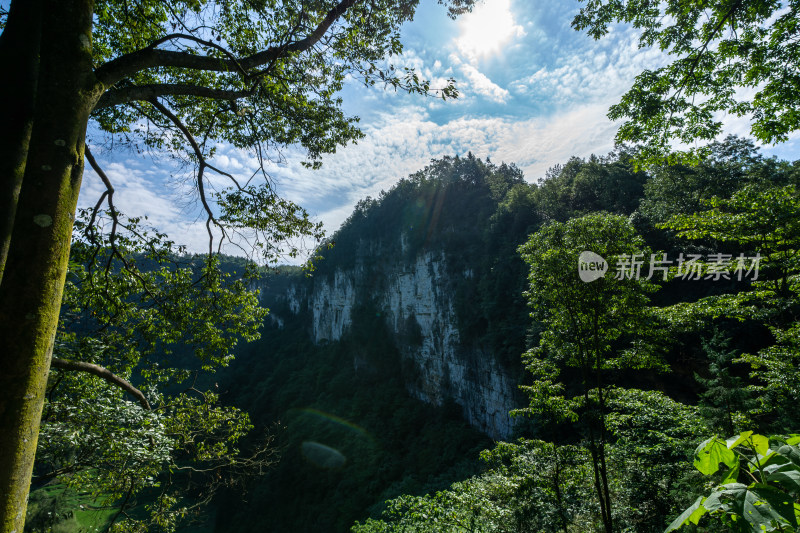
[457,0,524,59]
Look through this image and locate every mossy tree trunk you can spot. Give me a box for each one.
[0,0,42,281]
[0,1,101,531]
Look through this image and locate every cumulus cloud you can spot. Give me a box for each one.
[77,1,799,265]
[509,26,667,106]
[238,102,624,241]
[450,55,510,103]
[78,154,217,254]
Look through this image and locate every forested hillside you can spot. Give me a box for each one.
[25,138,800,532]
[205,137,800,533]
[6,0,800,532]
[348,139,800,532]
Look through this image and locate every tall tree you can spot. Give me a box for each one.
[516,213,661,532]
[29,214,279,532]
[0,1,473,530]
[572,0,800,165]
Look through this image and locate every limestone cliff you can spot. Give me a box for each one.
[263,240,519,440]
[256,155,539,440]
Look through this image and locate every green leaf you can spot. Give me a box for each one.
[701,483,746,513]
[695,437,737,475]
[665,496,707,532]
[766,466,800,495]
[748,434,770,456]
[707,483,797,531]
[727,431,755,450]
[778,445,800,468]
[744,484,798,530]
[722,463,740,484]
[755,450,789,472]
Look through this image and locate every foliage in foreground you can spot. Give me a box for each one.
[667,432,800,532]
[573,0,800,165]
[31,214,277,532]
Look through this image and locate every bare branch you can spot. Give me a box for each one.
[104,477,135,533]
[148,98,227,255]
[84,145,116,248]
[50,358,151,410]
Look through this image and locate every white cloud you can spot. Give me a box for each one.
[77,0,800,267]
[509,26,667,106]
[247,102,625,242]
[78,154,219,254]
[457,61,510,102]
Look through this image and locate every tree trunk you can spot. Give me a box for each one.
[0,0,43,283]
[0,1,100,531]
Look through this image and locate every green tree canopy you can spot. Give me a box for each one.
[28,214,280,532]
[660,182,800,430]
[534,151,647,222]
[573,0,800,164]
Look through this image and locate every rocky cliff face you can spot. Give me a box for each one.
[265,237,518,440]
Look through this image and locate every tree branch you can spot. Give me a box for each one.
[104,477,135,533]
[84,145,116,249]
[95,83,254,110]
[50,358,151,410]
[682,0,744,87]
[95,0,357,88]
[85,145,163,308]
[148,33,249,76]
[148,98,228,255]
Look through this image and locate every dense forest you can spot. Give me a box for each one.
[24,137,800,532]
[338,139,800,532]
[4,1,800,531]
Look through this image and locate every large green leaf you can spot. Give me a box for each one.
[695,437,737,476]
[766,465,800,495]
[748,434,771,456]
[756,450,790,472]
[727,431,755,450]
[703,483,797,532]
[702,483,747,513]
[743,484,798,531]
[778,445,800,468]
[722,463,740,484]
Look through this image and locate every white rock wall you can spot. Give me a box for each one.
[300,247,516,439]
[311,269,357,342]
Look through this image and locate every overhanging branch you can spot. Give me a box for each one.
[50,358,151,410]
[95,83,254,110]
[95,0,357,88]
[84,145,116,249]
[148,98,229,255]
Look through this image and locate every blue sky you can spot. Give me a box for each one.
[81,0,800,260]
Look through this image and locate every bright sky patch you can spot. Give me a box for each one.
[456,0,525,61]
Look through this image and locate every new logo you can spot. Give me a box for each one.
[578,251,608,282]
